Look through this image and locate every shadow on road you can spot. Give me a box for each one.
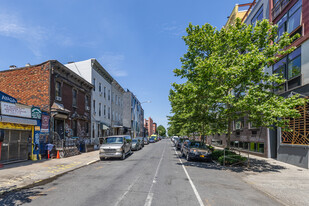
[175,154,286,173]
[0,187,46,206]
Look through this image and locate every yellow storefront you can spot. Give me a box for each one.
[0,101,40,163]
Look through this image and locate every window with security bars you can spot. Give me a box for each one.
[281,103,309,145]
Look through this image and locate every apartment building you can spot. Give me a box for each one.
[111,79,125,135]
[66,59,113,145]
[269,0,309,168]
[0,60,93,150]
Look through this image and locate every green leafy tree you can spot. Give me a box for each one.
[157,125,167,137]
[170,19,306,148]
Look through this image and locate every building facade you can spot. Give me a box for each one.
[66,59,113,145]
[0,61,93,154]
[111,79,125,135]
[269,0,309,168]
[123,90,144,137]
[0,91,41,163]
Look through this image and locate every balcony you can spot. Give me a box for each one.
[272,0,291,19]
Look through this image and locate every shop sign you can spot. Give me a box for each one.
[0,91,17,104]
[41,114,50,133]
[1,102,31,118]
[31,107,42,119]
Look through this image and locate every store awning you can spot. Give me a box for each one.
[100,123,109,130]
[0,115,38,125]
[112,125,123,128]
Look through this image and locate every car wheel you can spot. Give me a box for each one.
[121,152,126,160]
[181,151,185,157]
[186,153,191,161]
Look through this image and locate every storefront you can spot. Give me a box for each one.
[0,92,40,163]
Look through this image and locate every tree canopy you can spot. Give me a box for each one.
[157,125,167,137]
[169,19,306,147]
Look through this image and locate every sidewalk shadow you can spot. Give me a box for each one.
[0,187,46,206]
[0,159,51,171]
[176,156,287,173]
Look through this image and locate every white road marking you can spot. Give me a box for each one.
[114,175,141,206]
[174,144,205,206]
[144,142,166,206]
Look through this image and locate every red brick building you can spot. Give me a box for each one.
[144,117,154,136]
[0,60,93,143]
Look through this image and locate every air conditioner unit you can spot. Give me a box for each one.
[56,96,62,101]
[86,106,90,111]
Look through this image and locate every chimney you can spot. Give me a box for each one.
[25,63,31,67]
[9,65,17,70]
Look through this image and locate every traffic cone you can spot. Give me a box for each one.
[56,150,60,159]
[47,150,50,159]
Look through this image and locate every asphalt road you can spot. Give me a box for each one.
[0,139,282,206]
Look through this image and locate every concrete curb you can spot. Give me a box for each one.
[0,158,100,197]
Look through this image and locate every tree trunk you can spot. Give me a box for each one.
[227,118,231,149]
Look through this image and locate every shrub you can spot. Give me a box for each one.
[218,154,247,165]
[212,149,236,160]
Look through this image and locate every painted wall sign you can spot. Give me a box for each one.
[41,114,50,133]
[1,102,31,118]
[31,107,42,119]
[0,91,17,104]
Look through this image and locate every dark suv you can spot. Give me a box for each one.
[181,141,212,162]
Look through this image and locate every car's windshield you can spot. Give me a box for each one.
[150,137,155,140]
[104,137,123,144]
[132,139,138,143]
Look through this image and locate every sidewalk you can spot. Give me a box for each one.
[241,155,309,206]
[0,151,99,196]
[212,146,309,206]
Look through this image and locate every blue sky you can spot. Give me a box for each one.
[0,0,251,130]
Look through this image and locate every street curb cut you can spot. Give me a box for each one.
[0,158,100,197]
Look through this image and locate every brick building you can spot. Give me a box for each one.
[144,117,154,136]
[0,60,93,148]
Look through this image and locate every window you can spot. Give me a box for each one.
[99,103,101,116]
[72,89,77,107]
[72,120,77,136]
[108,90,111,100]
[104,87,106,98]
[93,78,96,91]
[108,107,111,119]
[104,105,106,116]
[85,122,89,134]
[85,95,89,109]
[99,83,102,92]
[251,6,263,25]
[234,117,245,130]
[116,95,118,105]
[112,111,115,120]
[55,81,61,97]
[276,0,302,39]
[93,100,96,114]
[273,47,301,92]
[112,92,114,102]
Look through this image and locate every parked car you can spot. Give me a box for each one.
[99,135,132,160]
[136,137,144,147]
[172,137,178,147]
[176,138,186,150]
[149,136,156,143]
[131,139,142,151]
[143,137,149,145]
[181,141,212,162]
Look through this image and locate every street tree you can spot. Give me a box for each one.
[170,18,306,148]
[157,125,167,137]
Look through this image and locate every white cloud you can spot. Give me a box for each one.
[0,12,47,57]
[161,22,185,36]
[99,53,128,77]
